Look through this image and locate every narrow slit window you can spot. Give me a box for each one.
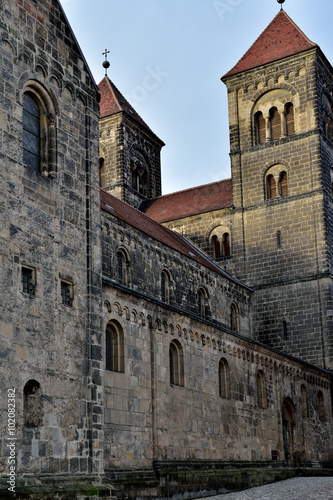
[318,391,326,421]
[230,302,239,333]
[257,370,267,408]
[99,158,106,187]
[277,230,282,248]
[219,358,230,398]
[117,250,129,286]
[161,270,171,303]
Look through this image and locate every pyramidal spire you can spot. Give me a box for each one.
[222,10,317,79]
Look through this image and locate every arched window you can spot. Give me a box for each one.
[222,232,230,257]
[99,157,106,187]
[257,370,267,408]
[161,270,171,303]
[105,321,124,373]
[198,288,208,319]
[318,391,326,421]
[23,81,57,177]
[219,358,230,398]
[130,153,149,196]
[24,380,42,428]
[116,249,129,286]
[285,103,295,135]
[270,107,281,140]
[301,385,308,419]
[212,235,221,259]
[169,340,184,386]
[23,94,41,173]
[230,302,239,333]
[267,174,277,199]
[282,319,288,338]
[255,111,266,144]
[278,171,288,196]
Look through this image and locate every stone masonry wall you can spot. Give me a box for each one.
[0,0,103,477]
[100,113,163,208]
[101,209,252,337]
[102,286,333,470]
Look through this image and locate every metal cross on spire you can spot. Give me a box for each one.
[277,0,285,10]
[102,49,110,76]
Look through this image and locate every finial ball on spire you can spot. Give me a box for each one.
[102,49,110,76]
[277,0,285,4]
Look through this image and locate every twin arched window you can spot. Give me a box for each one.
[169,340,184,386]
[105,321,124,372]
[266,170,288,199]
[23,81,57,177]
[130,153,149,197]
[212,232,230,258]
[255,103,294,144]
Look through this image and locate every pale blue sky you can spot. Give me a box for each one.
[61,0,333,194]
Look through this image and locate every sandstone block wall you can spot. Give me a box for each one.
[100,112,163,208]
[0,0,103,476]
[102,287,333,470]
[101,210,252,336]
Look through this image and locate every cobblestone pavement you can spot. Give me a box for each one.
[203,477,333,499]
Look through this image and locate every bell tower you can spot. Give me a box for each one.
[222,9,333,369]
[98,73,164,208]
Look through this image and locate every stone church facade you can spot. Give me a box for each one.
[0,1,332,499]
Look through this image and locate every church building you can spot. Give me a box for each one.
[0,1,332,498]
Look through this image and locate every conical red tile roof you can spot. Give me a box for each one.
[222,10,316,79]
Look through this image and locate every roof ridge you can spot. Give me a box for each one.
[100,189,250,290]
[150,177,232,201]
[281,10,315,46]
[222,10,316,79]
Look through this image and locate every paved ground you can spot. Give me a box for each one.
[202,476,333,499]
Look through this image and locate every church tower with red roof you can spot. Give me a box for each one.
[221,9,333,369]
[98,76,165,208]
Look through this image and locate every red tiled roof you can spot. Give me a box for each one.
[222,10,317,79]
[140,179,232,223]
[101,189,250,290]
[98,77,164,144]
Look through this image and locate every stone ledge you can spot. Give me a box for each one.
[104,462,333,500]
[0,474,116,499]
